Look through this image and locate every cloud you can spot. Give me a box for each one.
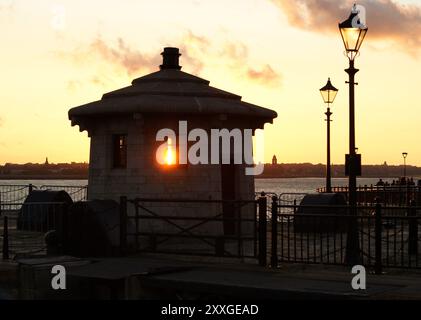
[0,1,13,12]
[178,31,207,74]
[271,0,421,55]
[247,65,280,84]
[89,37,160,76]
[60,31,281,88]
[179,33,281,86]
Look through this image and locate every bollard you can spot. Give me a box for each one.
[408,200,418,255]
[374,199,382,275]
[258,197,267,267]
[270,196,278,268]
[2,216,9,260]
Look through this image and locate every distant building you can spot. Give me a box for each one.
[45,157,49,165]
[272,155,277,165]
[69,47,277,237]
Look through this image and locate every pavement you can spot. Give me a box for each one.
[2,254,421,299]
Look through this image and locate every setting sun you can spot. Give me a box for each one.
[165,138,176,165]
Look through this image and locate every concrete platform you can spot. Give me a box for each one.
[2,254,421,299]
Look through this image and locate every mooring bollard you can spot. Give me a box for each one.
[2,216,9,260]
[374,199,382,275]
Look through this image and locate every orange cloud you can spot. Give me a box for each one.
[89,37,160,75]
[60,31,281,88]
[247,65,280,85]
[271,0,421,55]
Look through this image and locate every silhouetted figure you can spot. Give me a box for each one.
[376,179,385,186]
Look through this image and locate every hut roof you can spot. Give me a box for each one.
[68,47,277,127]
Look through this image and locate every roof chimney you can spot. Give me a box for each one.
[160,47,182,70]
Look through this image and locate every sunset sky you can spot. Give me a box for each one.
[1,0,421,166]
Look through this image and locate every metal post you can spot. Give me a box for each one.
[2,216,9,260]
[374,199,382,275]
[404,157,407,179]
[325,107,332,193]
[271,196,278,268]
[61,203,68,254]
[408,200,418,255]
[119,196,127,256]
[344,58,361,265]
[28,184,33,194]
[258,196,267,267]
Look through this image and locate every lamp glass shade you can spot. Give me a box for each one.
[339,27,367,52]
[320,78,338,104]
[338,5,368,53]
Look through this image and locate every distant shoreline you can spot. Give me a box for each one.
[0,175,87,180]
[0,175,412,181]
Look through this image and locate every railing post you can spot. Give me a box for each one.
[258,196,267,267]
[408,200,418,255]
[374,198,382,275]
[61,203,68,254]
[270,196,278,268]
[28,184,33,194]
[119,196,127,256]
[2,216,9,260]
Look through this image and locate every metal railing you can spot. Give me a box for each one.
[317,185,421,206]
[0,184,35,209]
[40,185,88,202]
[1,202,67,259]
[268,196,420,273]
[0,184,88,206]
[120,197,266,263]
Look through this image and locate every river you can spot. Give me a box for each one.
[0,177,396,195]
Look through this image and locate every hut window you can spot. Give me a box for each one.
[112,134,127,168]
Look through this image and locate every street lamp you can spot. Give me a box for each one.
[402,152,408,178]
[320,78,338,193]
[339,4,368,265]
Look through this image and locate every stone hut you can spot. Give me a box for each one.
[68,47,277,246]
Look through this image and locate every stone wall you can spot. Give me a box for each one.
[86,115,256,245]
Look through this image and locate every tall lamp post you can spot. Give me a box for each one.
[402,152,408,178]
[320,78,338,193]
[339,4,368,265]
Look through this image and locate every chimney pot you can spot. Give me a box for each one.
[160,47,182,70]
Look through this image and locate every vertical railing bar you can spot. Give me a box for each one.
[270,196,278,268]
[333,216,337,264]
[279,211,283,262]
[401,218,404,267]
[375,200,382,275]
[254,201,257,259]
[320,218,323,264]
[135,200,139,252]
[2,216,9,260]
[258,197,267,267]
[368,215,371,266]
[307,227,310,264]
[120,196,127,256]
[387,218,390,267]
[287,215,290,262]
